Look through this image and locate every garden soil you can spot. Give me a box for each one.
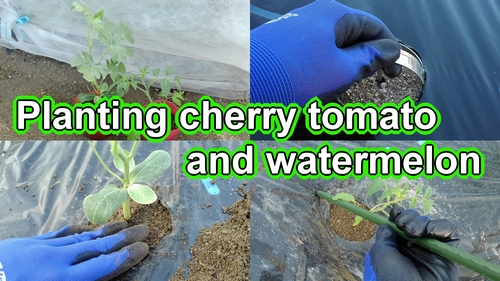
[329,203,376,242]
[170,189,250,281]
[0,48,249,141]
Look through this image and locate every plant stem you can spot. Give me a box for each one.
[317,190,500,280]
[110,141,131,184]
[96,34,126,64]
[88,141,124,183]
[129,141,139,160]
[122,196,131,220]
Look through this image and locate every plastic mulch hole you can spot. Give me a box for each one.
[329,201,376,242]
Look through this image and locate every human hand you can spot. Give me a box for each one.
[364,206,460,281]
[251,0,401,106]
[0,221,149,281]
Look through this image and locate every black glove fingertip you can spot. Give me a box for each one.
[99,221,129,236]
[426,219,461,246]
[382,64,402,78]
[96,242,149,281]
[389,206,404,222]
[396,211,430,238]
[57,225,94,237]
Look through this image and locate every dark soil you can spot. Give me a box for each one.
[338,66,424,107]
[0,48,248,141]
[329,202,376,242]
[170,189,250,281]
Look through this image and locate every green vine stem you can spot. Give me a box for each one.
[122,194,131,220]
[88,141,124,184]
[317,190,500,280]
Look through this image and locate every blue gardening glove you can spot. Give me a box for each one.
[251,0,401,106]
[0,221,149,281]
[364,206,460,281]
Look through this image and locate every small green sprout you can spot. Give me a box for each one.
[83,141,171,224]
[333,178,434,226]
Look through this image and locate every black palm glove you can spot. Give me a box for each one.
[0,221,149,281]
[364,206,460,281]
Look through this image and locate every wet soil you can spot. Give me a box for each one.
[170,189,250,281]
[0,48,248,141]
[329,202,376,242]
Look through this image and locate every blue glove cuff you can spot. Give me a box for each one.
[250,37,295,105]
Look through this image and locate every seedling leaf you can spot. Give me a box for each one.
[367,178,385,196]
[409,197,418,209]
[353,215,363,226]
[130,150,171,183]
[128,184,157,204]
[424,187,433,199]
[332,192,356,203]
[423,199,434,215]
[165,66,175,76]
[83,184,128,224]
[113,149,135,173]
[378,189,393,203]
[416,183,423,195]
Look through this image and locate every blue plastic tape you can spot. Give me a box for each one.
[201,178,220,195]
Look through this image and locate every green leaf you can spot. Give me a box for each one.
[415,183,423,195]
[114,45,133,60]
[409,197,418,209]
[127,132,141,141]
[378,189,393,203]
[119,22,134,44]
[424,187,433,199]
[367,178,385,197]
[102,22,115,38]
[113,150,136,174]
[173,96,182,107]
[93,10,104,22]
[140,65,149,75]
[82,51,94,63]
[71,2,85,13]
[172,91,185,106]
[128,184,157,204]
[165,66,175,76]
[130,150,171,183]
[402,183,409,193]
[353,215,363,226]
[71,54,86,67]
[161,80,171,94]
[93,95,101,103]
[99,82,109,93]
[83,185,128,224]
[332,192,355,203]
[174,76,182,90]
[77,93,95,103]
[98,33,111,47]
[422,199,434,215]
[152,68,160,76]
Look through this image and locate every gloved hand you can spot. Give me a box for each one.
[364,206,460,281]
[0,221,149,281]
[251,0,401,106]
